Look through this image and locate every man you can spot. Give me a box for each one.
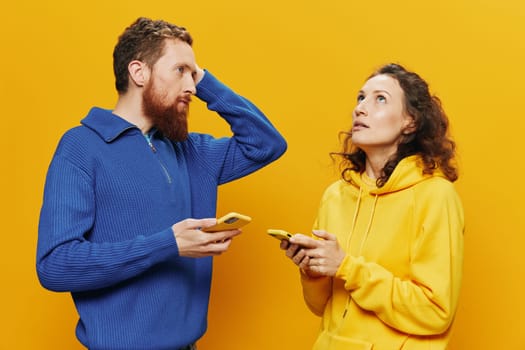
[36,17,287,350]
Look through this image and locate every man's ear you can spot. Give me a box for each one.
[128,60,148,87]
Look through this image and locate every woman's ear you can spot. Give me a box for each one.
[403,116,417,135]
[128,60,148,88]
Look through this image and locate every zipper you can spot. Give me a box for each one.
[145,135,157,153]
[144,133,172,184]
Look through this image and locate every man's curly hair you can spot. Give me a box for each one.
[113,17,193,93]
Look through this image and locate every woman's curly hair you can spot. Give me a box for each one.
[113,17,193,94]
[334,63,458,187]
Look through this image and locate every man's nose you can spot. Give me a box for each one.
[184,74,196,95]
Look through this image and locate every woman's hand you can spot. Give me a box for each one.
[280,230,346,277]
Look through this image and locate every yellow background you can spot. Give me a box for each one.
[2,0,524,349]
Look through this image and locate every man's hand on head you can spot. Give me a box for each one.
[194,64,205,85]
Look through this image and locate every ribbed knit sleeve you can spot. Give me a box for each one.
[37,135,179,293]
[36,71,287,348]
[192,71,287,184]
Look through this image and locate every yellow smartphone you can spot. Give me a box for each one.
[202,212,252,232]
[267,229,294,241]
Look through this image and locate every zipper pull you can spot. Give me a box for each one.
[144,133,157,153]
[147,139,157,153]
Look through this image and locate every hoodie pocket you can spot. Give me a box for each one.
[313,330,373,350]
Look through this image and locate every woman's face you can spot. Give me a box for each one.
[351,74,414,158]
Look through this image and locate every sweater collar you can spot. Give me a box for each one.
[81,107,138,142]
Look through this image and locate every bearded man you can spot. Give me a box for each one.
[36,17,287,350]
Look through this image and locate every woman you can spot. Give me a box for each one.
[282,63,464,350]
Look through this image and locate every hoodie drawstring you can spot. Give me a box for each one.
[339,186,379,325]
[345,187,363,252]
[358,194,378,254]
[345,187,378,255]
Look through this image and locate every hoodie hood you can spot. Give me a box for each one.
[346,155,445,195]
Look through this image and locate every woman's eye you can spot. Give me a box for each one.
[377,95,386,103]
[357,95,365,103]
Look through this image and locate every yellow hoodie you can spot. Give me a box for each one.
[301,156,464,350]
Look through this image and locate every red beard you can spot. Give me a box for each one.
[142,80,189,142]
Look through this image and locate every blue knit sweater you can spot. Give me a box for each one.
[37,71,287,350]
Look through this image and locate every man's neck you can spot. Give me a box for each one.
[113,92,152,134]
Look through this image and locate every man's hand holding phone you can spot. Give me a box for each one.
[202,212,251,232]
[172,213,250,258]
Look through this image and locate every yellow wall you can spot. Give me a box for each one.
[2,0,524,349]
